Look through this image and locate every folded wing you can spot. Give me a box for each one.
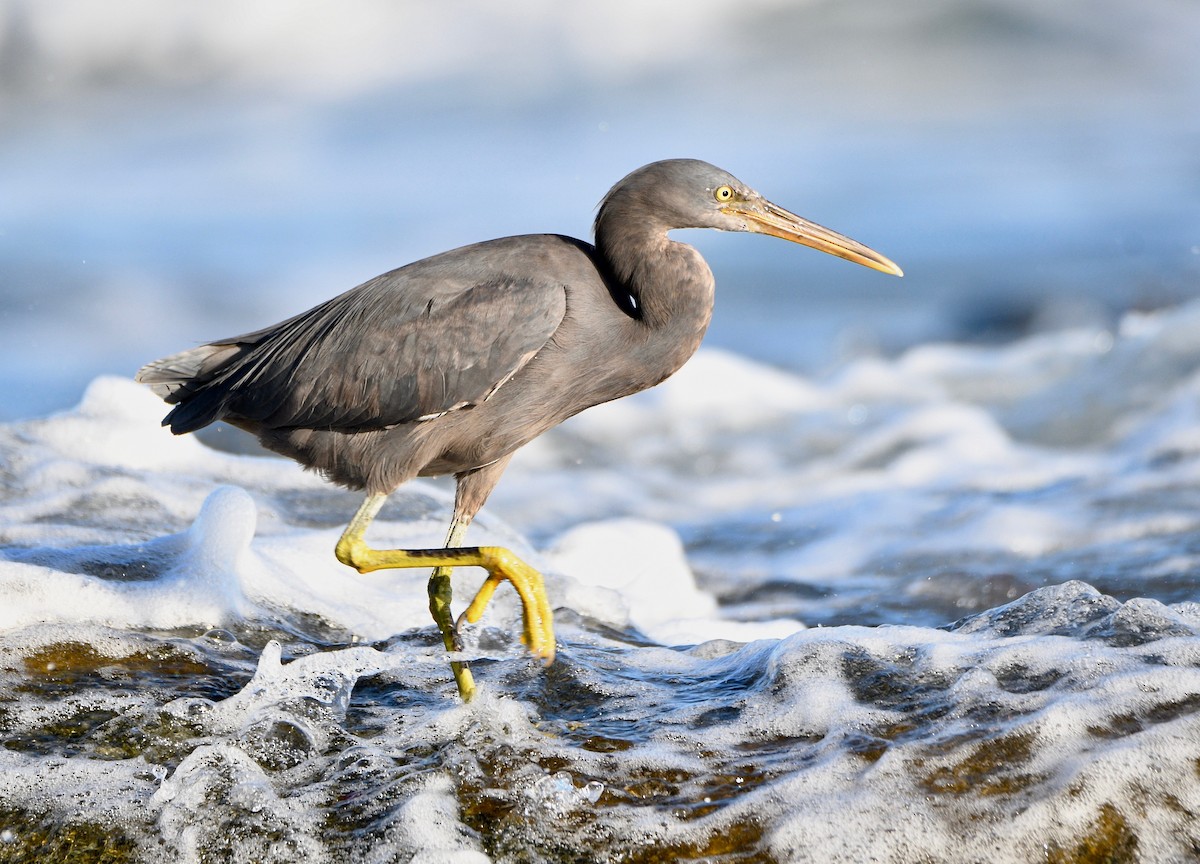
[137,268,567,435]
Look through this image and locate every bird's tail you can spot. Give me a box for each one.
[135,344,239,399]
[135,343,243,433]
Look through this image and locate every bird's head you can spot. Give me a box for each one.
[599,158,903,277]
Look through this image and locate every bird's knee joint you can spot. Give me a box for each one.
[335,536,368,572]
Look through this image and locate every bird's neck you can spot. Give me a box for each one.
[595,214,715,340]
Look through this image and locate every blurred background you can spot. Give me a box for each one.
[1,0,1198,421]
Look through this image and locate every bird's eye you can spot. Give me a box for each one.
[714,185,734,202]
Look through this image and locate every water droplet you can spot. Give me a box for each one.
[203,628,238,645]
[583,780,604,804]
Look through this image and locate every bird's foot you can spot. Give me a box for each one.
[456,547,556,664]
[335,533,556,665]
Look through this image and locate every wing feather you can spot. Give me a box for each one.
[140,258,567,435]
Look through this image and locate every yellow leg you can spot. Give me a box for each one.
[429,573,476,699]
[335,494,556,700]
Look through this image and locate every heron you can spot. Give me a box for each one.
[136,159,901,700]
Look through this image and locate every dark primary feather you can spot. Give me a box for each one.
[140,238,568,435]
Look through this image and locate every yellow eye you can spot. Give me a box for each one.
[714,185,734,202]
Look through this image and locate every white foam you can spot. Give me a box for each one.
[153,743,329,863]
[3,305,1200,861]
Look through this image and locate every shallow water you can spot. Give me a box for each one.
[2,303,1200,861]
[3,594,1198,863]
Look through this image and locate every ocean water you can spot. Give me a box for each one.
[2,301,1200,861]
[3,0,1200,861]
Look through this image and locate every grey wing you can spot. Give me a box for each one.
[138,269,567,435]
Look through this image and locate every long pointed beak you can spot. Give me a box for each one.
[726,199,903,277]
